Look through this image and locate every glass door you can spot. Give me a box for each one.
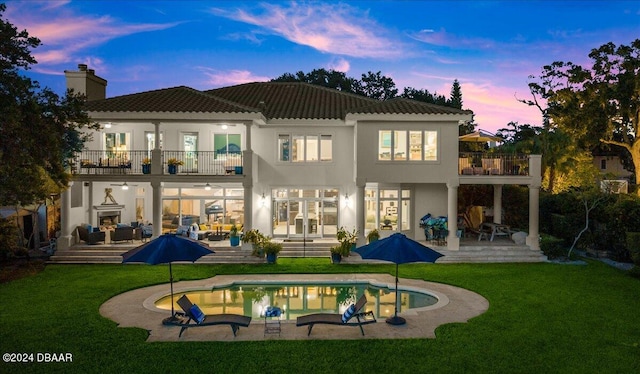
[288,200,320,239]
[182,133,198,173]
[271,189,337,238]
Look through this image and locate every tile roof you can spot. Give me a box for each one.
[84,86,257,113]
[85,82,472,120]
[350,97,472,115]
[206,82,378,120]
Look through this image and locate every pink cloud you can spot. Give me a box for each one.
[198,68,270,87]
[409,28,496,49]
[327,58,351,72]
[5,2,180,66]
[211,3,407,59]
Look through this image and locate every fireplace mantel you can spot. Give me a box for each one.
[93,204,124,211]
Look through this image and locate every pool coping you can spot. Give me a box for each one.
[100,273,489,342]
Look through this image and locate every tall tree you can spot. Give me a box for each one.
[272,68,360,93]
[524,39,640,193]
[401,87,447,105]
[0,3,97,207]
[449,79,463,109]
[589,40,640,190]
[358,71,398,100]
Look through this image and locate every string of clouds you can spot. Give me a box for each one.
[6,0,639,132]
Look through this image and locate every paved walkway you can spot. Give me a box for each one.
[100,273,489,342]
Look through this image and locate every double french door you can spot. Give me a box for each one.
[272,189,338,238]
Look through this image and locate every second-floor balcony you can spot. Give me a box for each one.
[459,152,530,176]
[73,150,243,176]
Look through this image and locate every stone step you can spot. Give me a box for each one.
[48,241,546,264]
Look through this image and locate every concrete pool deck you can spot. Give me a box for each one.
[100,274,489,342]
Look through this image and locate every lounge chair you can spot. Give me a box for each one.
[77,226,106,245]
[170,295,252,337]
[296,294,376,336]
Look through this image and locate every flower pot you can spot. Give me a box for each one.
[266,253,277,264]
[168,164,177,174]
[234,166,243,174]
[230,236,240,247]
[142,164,151,174]
[331,253,342,264]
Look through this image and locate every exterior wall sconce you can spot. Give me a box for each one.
[344,193,350,207]
[261,193,267,207]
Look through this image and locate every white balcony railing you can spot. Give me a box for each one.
[459,153,529,176]
[73,150,243,175]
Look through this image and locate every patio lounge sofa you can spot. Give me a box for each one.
[296,294,376,336]
[171,295,252,337]
[77,226,106,245]
[111,226,134,243]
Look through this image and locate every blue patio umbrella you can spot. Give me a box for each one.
[122,234,214,324]
[353,233,443,325]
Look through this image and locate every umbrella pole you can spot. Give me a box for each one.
[162,262,180,325]
[386,262,406,325]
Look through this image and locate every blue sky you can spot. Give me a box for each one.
[6,0,639,132]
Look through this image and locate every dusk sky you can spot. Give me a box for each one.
[6,0,639,133]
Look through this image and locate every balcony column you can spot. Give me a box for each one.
[447,180,460,250]
[244,184,253,235]
[57,182,74,250]
[493,184,503,224]
[527,155,542,250]
[151,121,162,174]
[526,185,541,250]
[356,184,365,245]
[151,180,162,238]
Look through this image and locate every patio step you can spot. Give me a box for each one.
[279,241,335,258]
[47,239,546,264]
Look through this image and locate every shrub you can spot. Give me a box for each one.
[626,232,640,266]
[540,234,566,259]
[0,218,23,262]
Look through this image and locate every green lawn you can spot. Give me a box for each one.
[1,259,639,373]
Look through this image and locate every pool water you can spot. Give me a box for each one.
[155,283,438,321]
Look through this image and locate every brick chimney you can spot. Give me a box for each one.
[64,64,107,101]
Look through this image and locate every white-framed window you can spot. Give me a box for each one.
[365,186,411,232]
[378,130,438,161]
[278,134,332,163]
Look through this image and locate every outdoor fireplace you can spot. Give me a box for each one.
[93,204,124,227]
[98,211,121,226]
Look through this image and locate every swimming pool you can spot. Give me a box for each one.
[155,282,438,321]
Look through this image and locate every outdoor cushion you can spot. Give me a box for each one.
[190,304,206,324]
[341,304,356,323]
[199,224,208,231]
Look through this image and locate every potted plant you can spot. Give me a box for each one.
[229,224,240,247]
[337,226,358,256]
[141,157,151,174]
[167,158,183,174]
[263,240,282,264]
[330,242,351,264]
[243,229,267,257]
[366,228,380,243]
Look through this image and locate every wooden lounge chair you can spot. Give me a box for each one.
[170,295,252,337]
[296,294,376,336]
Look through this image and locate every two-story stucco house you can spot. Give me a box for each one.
[57,65,541,253]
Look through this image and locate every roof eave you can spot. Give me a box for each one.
[346,112,473,122]
[87,111,265,122]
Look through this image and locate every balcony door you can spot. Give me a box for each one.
[182,133,198,173]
